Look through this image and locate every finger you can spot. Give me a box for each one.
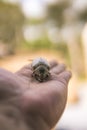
[57,70,72,84]
[16,68,32,77]
[50,64,66,74]
[15,64,32,74]
[25,64,32,69]
[49,60,58,69]
[20,64,32,70]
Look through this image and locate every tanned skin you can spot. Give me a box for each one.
[0,60,71,130]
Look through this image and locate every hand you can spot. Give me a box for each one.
[0,61,71,130]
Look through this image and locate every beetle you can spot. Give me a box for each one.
[31,57,50,82]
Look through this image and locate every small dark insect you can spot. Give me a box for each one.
[31,57,50,82]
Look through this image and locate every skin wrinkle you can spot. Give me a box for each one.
[26,114,50,130]
[21,80,67,129]
[19,93,50,130]
[0,104,29,130]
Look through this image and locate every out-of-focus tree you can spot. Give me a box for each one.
[47,0,70,27]
[47,0,87,77]
[82,24,87,77]
[0,1,25,56]
[47,0,87,28]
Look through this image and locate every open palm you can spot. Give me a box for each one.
[0,61,71,130]
[15,61,71,130]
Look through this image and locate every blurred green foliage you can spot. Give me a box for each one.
[78,8,87,22]
[47,0,70,27]
[47,0,87,27]
[0,1,25,54]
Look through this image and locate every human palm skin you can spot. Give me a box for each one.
[0,61,71,130]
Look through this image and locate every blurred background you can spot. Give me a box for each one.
[0,0,87,129]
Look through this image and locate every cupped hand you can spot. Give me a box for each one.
[0,60,71,130]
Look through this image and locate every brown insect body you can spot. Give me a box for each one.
[32,58,50,82]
